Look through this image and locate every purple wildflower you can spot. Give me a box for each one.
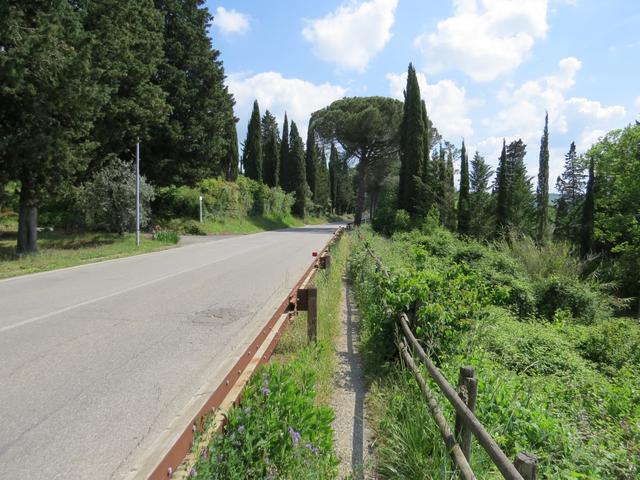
[304,443,320,456]
[288,426,301,446]
[238,425,245,434]
[189,467,197,477]
[200,448,208,460]
[260,384,271,396]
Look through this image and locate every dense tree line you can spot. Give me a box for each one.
[0,0,238,252]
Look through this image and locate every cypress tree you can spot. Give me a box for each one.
[469,151,493,238]
[223,119,239,181]
[536,112,550,243]
[457,140,471,234]
[243,100,262,181]
[329,143,340,213]
[146,0,236,186]
[261,110,280,187]
[555,142,586,242]
[398,63,424,214]
[305,123,318,199]
[421,100,431,183]
[580,155,595,256]
[280,113,292,192]
[444,146,457,230]
[436,145,447,224]
[315,148,331,211]
[84,0,167,168]
[495,140,509,233]
[507,139,534,234]
[289,121,307,216]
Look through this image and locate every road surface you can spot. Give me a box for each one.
[0,224,339,479]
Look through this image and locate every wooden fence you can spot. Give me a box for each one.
[359,234,538,480]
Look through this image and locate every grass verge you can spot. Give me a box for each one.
[166,214,348,236]
[190,232,351,480]
[0,225,176,279]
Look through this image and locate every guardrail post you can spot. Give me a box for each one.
[515,452,537,480]
[320,254,331,270]
[454,366,477,461]
[307,287,317,343]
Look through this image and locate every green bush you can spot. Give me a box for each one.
[577,317,640,370]
[151,228,179,244]
[78,158,155,234]
[535,275,610,323]
[193,361,337,480]
[155,176,295,222]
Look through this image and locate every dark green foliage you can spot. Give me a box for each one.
[580,155,595,257]
[554,142,586,243]
[495,139,534,235]
[314,149,330,212]
[311,96,403,225]
[469,151,494,238]
[587,124,640,314]
[507,139,534,234]
[222,119,239,181]
[279,113,292,192]
[442,144,457,230]
[289,122,307,217]
[243,100,263,181]
[398,64,424,215]
[457,140,471,235]
[305,123,318,200]
[535,275,609,324]
[536,113,550,243]
[495,140,509,233]
[192,361,337,479]
[84,0,167,166]
[145,0,236,186]
[0,1,102,252]
[261,111,280,187]
[328,143,351,215]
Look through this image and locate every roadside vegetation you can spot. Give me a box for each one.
[190,234,350,480]
[350,227,639,479]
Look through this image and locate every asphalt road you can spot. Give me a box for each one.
[0,224,340,479]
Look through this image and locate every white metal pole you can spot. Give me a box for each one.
[136,140,140,247]
[199,195,203,223]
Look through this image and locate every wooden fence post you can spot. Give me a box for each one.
[307,287,317,343]
[454,366,478,462]
[514,452,537,480]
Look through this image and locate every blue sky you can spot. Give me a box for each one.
[206,0,640,186]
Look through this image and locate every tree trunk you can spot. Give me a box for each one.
[17,173,38,254]
[354,160,367,226]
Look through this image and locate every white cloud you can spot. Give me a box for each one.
[415,0,550,82]
[635,96,640,110]
[302,0,398,72]
[227,72,346,142]
[387,71,475,139]
[214,7,250,35]
[478,57,626,188]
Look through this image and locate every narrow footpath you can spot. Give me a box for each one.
[330,279,373,479]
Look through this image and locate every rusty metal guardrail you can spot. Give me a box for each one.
[357,230,538,480]
[148,226,346,479]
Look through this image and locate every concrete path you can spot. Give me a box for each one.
[0,224,339,480]
[330,279,373,479]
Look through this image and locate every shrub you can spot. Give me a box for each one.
[577,317,640,370]
[152,227,179,244]
[393,209,411,232]
[78,158,154,234]
[193,362,337,479]
[535,275,610,323]
[154,185,200,219]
